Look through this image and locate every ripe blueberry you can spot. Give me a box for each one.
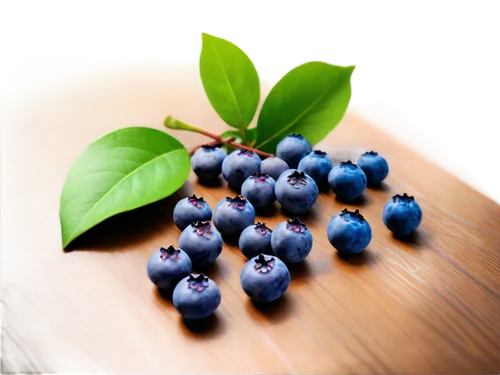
[240,254,290,303]
[241,173,276,210]
[276,133,312,169]
[271,218,313,264]
[173,195,212,230]
[357,151,389,186]
[238,222,273,259]
[172,274,221,319]
[328,160,367,201]
[213,195,256,240]
[298,150,333,189]
[260,157,289,181]
[178,221,223,269]
[221,149,261,190]
[327,209,372,254]
[146,246,192,290]
[190,144,227,183]
[383,193,422,236]
[275,170,319,215]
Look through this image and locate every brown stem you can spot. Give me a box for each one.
[226,141,274,158]
[188,137,274,158]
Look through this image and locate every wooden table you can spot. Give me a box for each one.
[2,64,499,374]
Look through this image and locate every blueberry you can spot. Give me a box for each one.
[271,218,313,264]
[221,149,261,190]
[241,173,276,210]
[172,274,221,319]
[275,170,318,215]
[178,221,223,268]
[327,209,372,254]
[146,246,192,290]
[357,151,389,186]
[240,254,290,303]
[213,195,256,240]
[190,144,227,183]
[173,195,212,230]
[276,133,312,169]
[328,161,367,201]
[383,193,422,236]
[260,157,289,180]
[238,222,273,259]
[297,150,333,189]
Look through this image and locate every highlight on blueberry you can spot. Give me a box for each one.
[173,195,212,230]
[276,134,312,169]
[383,193,422,236]
[221,149,261,190]
[271,217,313,264]
[259,156,289,180]
[172,273,221,320]
[190,144,227,184]
[238,222,273,259]
[328,160,367,201]
[178,221,223,269]
[241,173,276,210]
[146,245,192,290]
[298,150,333,189]
[213,195,256,240]
[327,209,372,254]
[275,169,319,215]
[357,151,389,186]
[240,254,291,303]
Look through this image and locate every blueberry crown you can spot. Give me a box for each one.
[226,195,248,210]
[251,172,271,182]
[191,221,213,238]
[392,193,415,203]
[159,245,181,260]
[201,144,222,150]
[237,149,254,157]
[339,160,359,169]
[187,194,205,208]
[288,133,304,138]
[362,150,378,156]
[187,273,209,292]
[287,170,308,188]
[254,222,272,235]
[340,208,366,222]
[312,150,327,156]
[254,254,276,274]
[286,217,307,233]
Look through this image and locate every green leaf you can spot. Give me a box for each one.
[255,62,355,153]
[59,127,190,248]
[221,129,244,143]
[200,33,260,129]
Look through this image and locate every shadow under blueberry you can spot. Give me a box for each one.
[197,176,224,188]
[287,260,312,281]
[280,205,321,226]
[335,249,378,267]
[154,286,174,303]
[180,313,224,338]
[335,194,370,207]
[255,204,277,217]
[392,229,429,250]
[246,294,292,324]
[191,259,226,283]
[367,181,390,192]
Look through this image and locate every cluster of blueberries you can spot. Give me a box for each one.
[147,134,423,320]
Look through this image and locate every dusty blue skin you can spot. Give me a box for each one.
[357,151,389,186]
[147,246,192,290]
[271,218,313,264]
[241,173,276,209]
[240,254,290,302]
[297,150,333,189]
[190,145,227,183]
[276,134,312,169]
[328,161,367,201]
[221,149,261,190]
[327,209,372,254]
[178,221,223,268]
[213,195,255,240]
[259,157,289,181]
[275,169,318,215]
[383,193,422,235]
[173,274,221,319]
[238,222,273,259]
[173,195,212,230]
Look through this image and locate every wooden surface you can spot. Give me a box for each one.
[2,64,499,374]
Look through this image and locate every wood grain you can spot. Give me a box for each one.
[1,63,499,374]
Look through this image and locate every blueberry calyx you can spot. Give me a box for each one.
[363,150,378,156]
[254,222,272,235]
[160,245,181,260]
[340,208,365,222]
[339,160,358,170]
[312,150,327,155]
[287,170,307,188]
[254,254,275,274]
[187,273,209,292]
[289,133,304,138]
[286,217,307,233]
[226,195,248,210]
[392,193,415,203]
[251,172,270,182]
[191,221,213,239]
[187,194,205,208]
[237,149,255,157]
[201,144,223,150]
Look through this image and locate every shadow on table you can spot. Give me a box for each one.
[392,229,429,250]
[335,249,379,267]
[246,294,292,324]
[180,314,224,338]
